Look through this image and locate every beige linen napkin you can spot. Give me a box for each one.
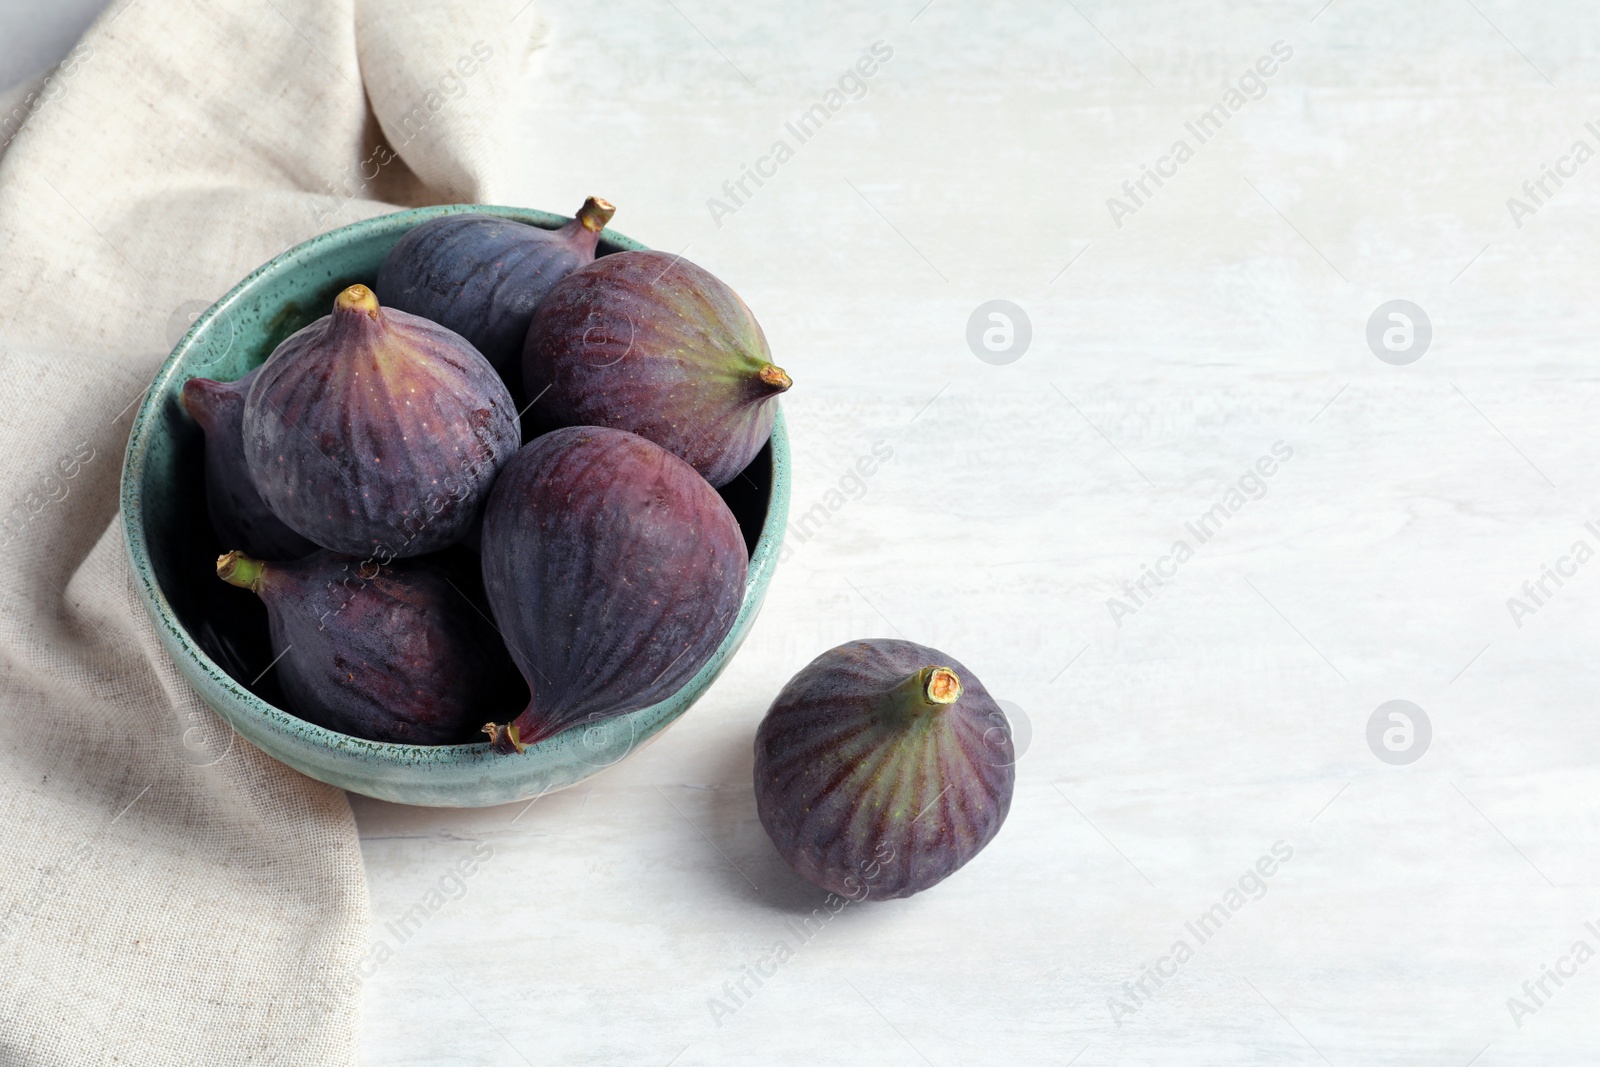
[0,1,544,1062]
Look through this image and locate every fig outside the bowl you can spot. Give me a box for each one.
[754,639,1015,900]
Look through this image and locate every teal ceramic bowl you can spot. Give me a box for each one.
[120,205,789,807]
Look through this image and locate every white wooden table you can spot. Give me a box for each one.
[339,2,1600,1063]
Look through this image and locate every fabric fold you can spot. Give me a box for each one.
[0,0,541,1062]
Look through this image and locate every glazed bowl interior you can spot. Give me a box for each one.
[120,205,788,807]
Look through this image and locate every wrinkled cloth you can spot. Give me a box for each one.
[0,1,546,1062]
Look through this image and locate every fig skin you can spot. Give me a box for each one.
[754,640,1015,900]
[522,250,791,488]
[180,368,316,560]
[375,197,616,381]
[216,549,524,745]
[242,284,520,559]
[479,427,748,754]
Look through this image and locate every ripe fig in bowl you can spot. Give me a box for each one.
[754,639,1015,900]
[216,549,524,744]
[180,368,316,560]
[479,426,748,754]
[243,284,519,558]
[522,250,790,487]
[123,203,790,806]
[375,196,615,382]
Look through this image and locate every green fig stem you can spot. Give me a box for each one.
[217,551,267,593]
[576,196,616,233]
[484,721,526,754]
[891,666,962,710]
[335,284,380,318]
[757,363,792,393]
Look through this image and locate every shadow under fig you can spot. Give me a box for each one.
[688,724,875,918]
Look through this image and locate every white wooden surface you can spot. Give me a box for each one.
[352,3,1600,1064]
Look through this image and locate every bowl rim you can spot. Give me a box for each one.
[119,202,787,769]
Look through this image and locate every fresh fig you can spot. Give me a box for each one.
[522,250,790,488]
[216,549,523,744]
[479,427,747,754]
[181,368,316,560]
[243,284,519,559]
[375,197,616,380]
[754,640,1015,900]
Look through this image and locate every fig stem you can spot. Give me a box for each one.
[179,378,218,428]
[483,721,526,754]
[892,666,962,709]
[335,284,380,317]
[757,363,792,392]
[576,197,616,234]
[217,551,267,593]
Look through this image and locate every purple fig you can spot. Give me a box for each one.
[243,284,519,559]
[216,549,523,744]
[375,197,616,381]
[181,369,316,560]
[522,250,791,488]
[754,640,1015,900]
[479,427,747,754]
